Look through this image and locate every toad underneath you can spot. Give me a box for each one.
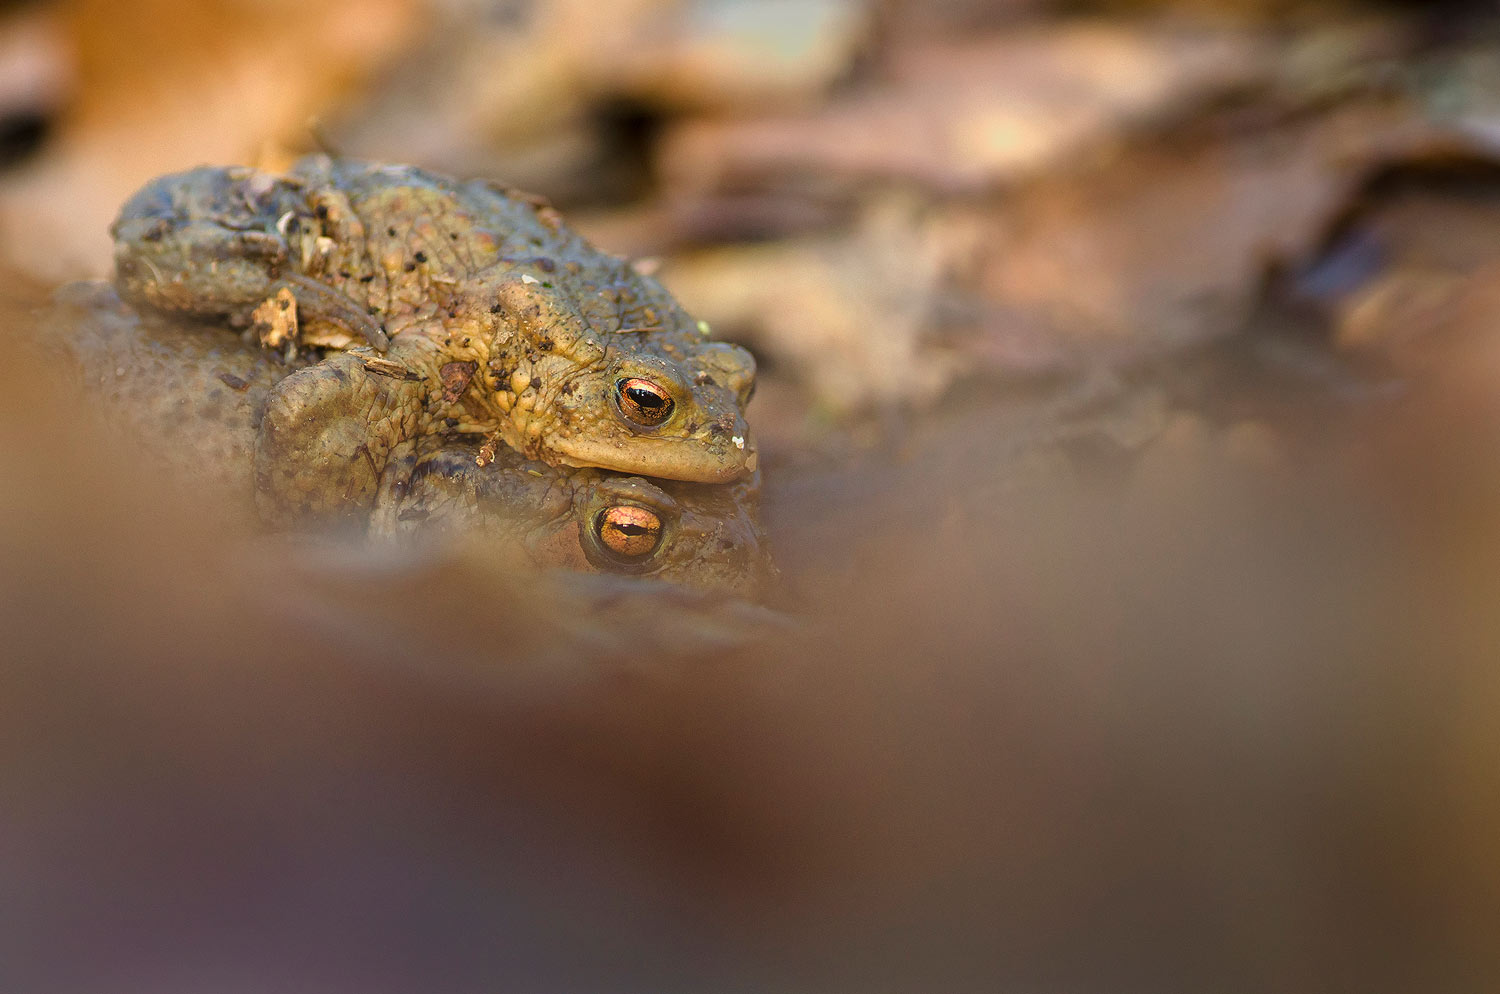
[49,282,772,596]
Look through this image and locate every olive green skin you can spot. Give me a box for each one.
[110,157,759,510]
[49,280,304,504]
[48,283,772,595]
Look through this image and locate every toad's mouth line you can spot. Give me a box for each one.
[560,444,756,484]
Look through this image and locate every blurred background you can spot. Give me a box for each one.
[6,0,1500,990]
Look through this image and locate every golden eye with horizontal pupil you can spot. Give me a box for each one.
[615,377,674,427]
[595,505,664,561]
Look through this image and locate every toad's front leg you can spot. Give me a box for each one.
[254,349,428,526]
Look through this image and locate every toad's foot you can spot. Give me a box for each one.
[254,350,425,525]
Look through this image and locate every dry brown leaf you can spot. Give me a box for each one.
[0,0,424,282]
[658,21,1271,195]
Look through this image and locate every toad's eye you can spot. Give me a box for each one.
[615,378,674,427]
[594,505,664,563]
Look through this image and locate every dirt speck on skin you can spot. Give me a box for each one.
[251,285,298,348]
[438,359,478,402]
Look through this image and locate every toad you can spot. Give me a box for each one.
[110,157,758,518]
[372,436,770,595]
[49,282,772,594]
